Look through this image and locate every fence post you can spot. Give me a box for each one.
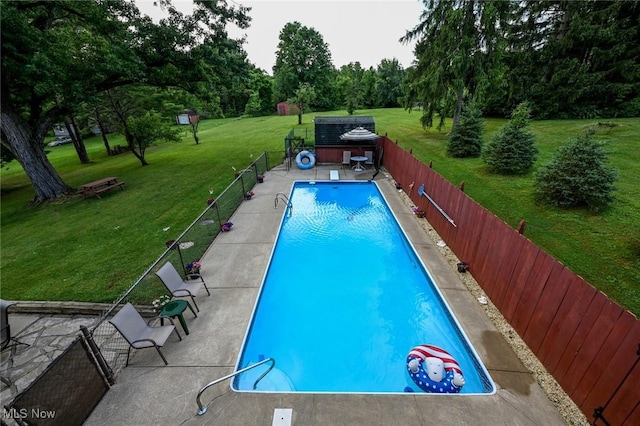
[214,201,222,225]
[81,325,115,385]
[593,343,640,425]
[239,173,246,195]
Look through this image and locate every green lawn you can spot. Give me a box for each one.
[373,110,640,315]
[1,109,638,315]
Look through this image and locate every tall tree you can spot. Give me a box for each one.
[244,68,274,116]
[273,21,336,110]
[92,103,115,155]
[336,62,365,115]
[0,0,250,202]
[63,116,90,164]
[360,67,378,109]
[401,0,509,130]
[213,40,252,117]
[486,1,640,119]
[535,1,639,118]
[375,58,406,108]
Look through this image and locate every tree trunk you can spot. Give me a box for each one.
[190,120,199,144]
[452,85,464,130]
[1,109,73,202]
[125,132,148,166]
[94,108,112,155]
[66,117,90,163]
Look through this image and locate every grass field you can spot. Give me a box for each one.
[1,109,638,315]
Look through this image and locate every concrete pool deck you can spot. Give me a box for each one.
[85,164,569,425]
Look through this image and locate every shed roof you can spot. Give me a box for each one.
[313,116,374,125]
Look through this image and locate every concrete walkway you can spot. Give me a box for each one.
[4,164,569,425]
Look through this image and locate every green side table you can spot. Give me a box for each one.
[160,299,197,335]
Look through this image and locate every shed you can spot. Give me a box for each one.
[277,102,299,116]
[176,109,199,125]
[312,116,381,164]
[314,116,376,146]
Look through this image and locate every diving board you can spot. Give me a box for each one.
[329,170,339,180]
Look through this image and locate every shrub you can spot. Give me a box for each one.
[446,102,484,158]
[243,91,262,117]
[533,128,618,211]
[482,102,538,174]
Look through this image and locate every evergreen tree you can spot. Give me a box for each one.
[533,128,618,211]
[402,0,509,130]
[487,0,640,119]
[482,102,537,174]
[446,102,484,158]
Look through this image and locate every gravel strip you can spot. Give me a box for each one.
[392,179,589,426]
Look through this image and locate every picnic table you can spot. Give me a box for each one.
[79,177,125,199]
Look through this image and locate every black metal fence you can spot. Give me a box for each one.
[87,151,277,378]
[4,336,109,426]
[1,151,285,426]
[284,128,314,169]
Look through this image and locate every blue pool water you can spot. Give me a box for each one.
[233,181,495,394]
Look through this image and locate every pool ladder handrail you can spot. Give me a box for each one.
[196,357,275,415]
[274,192,292,216]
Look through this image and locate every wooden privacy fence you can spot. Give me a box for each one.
[381,136,639,425]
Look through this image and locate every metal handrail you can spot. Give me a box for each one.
[196,357,275,415]
[274,192,292,216]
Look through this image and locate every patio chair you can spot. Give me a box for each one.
[341,151,352,170]
[109,302,181,366]
[1,299,29,352]
[155,261,210,312]
[364,151,374,169]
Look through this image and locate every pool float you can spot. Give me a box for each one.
[406,344,465,393]
[295,151,316,170]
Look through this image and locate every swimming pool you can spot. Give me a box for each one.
[233,181,495,394]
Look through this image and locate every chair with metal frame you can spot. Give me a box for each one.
[155,261,210,312]
[364,151,374,169]
[1,299,29,352]
[109,302,182,366]
[341,150,352,170]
